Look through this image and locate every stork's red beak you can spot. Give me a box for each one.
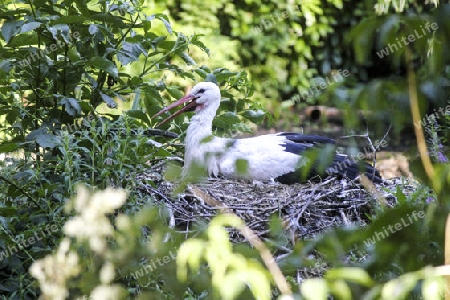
[152,94,197,126]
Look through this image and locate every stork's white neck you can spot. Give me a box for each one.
[185,112,214,146]
[184,104,219,170]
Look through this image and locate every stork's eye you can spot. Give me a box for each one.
[197,88,205,94]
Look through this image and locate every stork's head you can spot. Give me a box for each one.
[153,82,221,126]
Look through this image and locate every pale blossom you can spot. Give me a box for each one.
[29,238,80,300]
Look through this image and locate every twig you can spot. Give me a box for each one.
[0,175,40,207]
[145,184,173,203]
[405,46,435,180]
[109,128,179,138]
[0,226,35,262]
[163,203,175,243]
[340,127,384,181]
[376,123,392,151]
[360,174,387,208]
[239,224,293,296]
[142,128,179,138]
[445,214,450,300]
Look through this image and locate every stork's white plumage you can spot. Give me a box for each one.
[154,82,382,183]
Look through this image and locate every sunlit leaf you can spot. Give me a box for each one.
[422,276,444,300]
[381,273,418,300]
[301,278,328,300]
[328,279,352,300]
[326,268,374,287]
[148,13,173,34]
[177,240,205,281]
[235,158,249,176]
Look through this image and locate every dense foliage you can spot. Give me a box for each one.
[0,0,261,298]
[0,0,449,299]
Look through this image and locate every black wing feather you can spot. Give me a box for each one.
[278,132,335,145]
[275,132,382,184]
[277,132,335,155]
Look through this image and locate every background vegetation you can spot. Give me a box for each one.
[0,0,449,299]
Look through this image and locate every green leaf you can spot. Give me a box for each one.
[90,14,126,27]
[48,24,71,43]
[395,186,407,205]
[126,110,151,125]
[63,97,81,116]
[67,47,81,62]
[205,73,218,84]
[179,52,196,65]
[191,36,210,56]
[164,161,182,181]
[143,87,164,117]
[142,20,152,33]
[6,108,20,124]
[326,267,374,287]
[0,9,30,19]
[7,33,38,47]
[214,69,238,82]
[220,272,247,300]
[52,15,88,25]
[0,60,12,73]
[151,36,168,49]
[0,207,18,217]
[100,92,117,108]
[172,32,188,52]
[117,42,146,65]
[166,87,184,99]
[328,280,352,300]
[148,14,173,34]
[89,57,118,77]
[381,273,418,300]
[194,68,209,78]
[213,112,241,129]
[177,240,205,281]
[301,278,328,300]
[74,0,91,16]
[235,158,249,176]
[19,22,41,34]
[241,109,266,123]
[1,20,24,43]
[422,277,444,300]
[378,15,400,48]
[0,142,18,153]
[349,17,379,64]
[36,134,60,149]
[12,170,33,181]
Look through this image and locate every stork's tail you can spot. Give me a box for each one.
[326,154,383,183]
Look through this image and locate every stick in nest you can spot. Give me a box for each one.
[340,120,391,180]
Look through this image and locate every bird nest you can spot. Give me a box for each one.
[136,170,416,243]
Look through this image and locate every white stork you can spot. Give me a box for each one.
[153,82,382,183]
